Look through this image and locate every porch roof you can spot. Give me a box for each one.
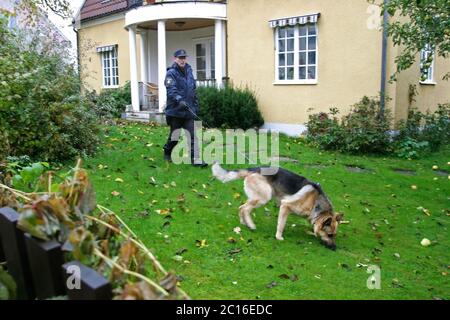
[125,1,227,29]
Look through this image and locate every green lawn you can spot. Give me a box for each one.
[70,122,449,300]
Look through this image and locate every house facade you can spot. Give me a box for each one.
[74,0,450,135]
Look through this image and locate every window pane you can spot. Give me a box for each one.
[278,40,285,52]
[308,36,317,50]
[211,70,215,79]
[308,24,316,35]
[308,66,316,79]
[279,68,285,80]
[287,39,294,51]
[278,28,286,38]
[197,57,206,70]
[308,51,316,65]
[299,52,306,65]
[300,37,306,50]
[210,42,215,71]
[300,25,307,36]
[286,27,295,37]
[196,44,206,56]
[279,54,286,66]
[299,67,306,79]
[287,53,294,66]
[287,67,294,80]
[197,71,206,80]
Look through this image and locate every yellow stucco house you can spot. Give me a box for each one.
[74,0,450,135]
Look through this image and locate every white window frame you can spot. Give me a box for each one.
[419,44,436,85]
[193,37,215,81]
[274,23,318,85]
[101,46,119,88]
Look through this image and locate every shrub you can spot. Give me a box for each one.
[0,16,101,162]
[307,96,392,154]
[306,108,345,150]
[197,85,264,130]
[307,96,449,158]
[394,104,450,157]
[85,82,131,120]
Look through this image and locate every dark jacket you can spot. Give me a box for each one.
[164,62,198,119]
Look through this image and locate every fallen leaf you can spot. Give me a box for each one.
[233,227,241,235]
[172,255,183,262]
[233,193,241,199]
[278,274,290,280]
[176,248,188,255]
[115,178,124,183]
[195,239,208,248]
[111,191,120,196]
[227,237,237,244]
[421,238,431,247]
[228,248,242,255]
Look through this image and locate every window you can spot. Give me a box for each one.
[270,13,320,84]
[100,46,119,88]
[276,23,318,83]
[194,38,215,81]
[420,44,435,83]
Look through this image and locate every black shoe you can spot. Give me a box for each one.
[191,161,208,168]
[164,153,172,162]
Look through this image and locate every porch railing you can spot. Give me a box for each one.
[139,82,159,111]
[196,78,216,87]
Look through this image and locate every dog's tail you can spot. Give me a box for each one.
[212,162,251,183]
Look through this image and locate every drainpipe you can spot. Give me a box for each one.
[72,19,81,92]
[380,0,390,117]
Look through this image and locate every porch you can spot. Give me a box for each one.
[124,0,227,116]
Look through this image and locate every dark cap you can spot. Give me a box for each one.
[174,49,188,58]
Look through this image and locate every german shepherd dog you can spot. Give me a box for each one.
[212,163,344,250]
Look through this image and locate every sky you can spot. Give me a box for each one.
[45,0,84,52]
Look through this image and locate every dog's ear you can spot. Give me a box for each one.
[323,216,332,226]
[335,212,344,223]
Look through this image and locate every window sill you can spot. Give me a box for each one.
[419,81,436,86]
[273,80,318,85]
[102,85,120,89]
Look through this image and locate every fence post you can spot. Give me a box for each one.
[0,232,5,264]
[0,207,35,299]
[62,260,112,300]
[25,234,65,299]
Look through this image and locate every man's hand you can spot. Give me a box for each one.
[179,100,188,110]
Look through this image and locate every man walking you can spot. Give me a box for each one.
[163,49,207,167]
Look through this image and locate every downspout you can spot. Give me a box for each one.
[72,20,81,91]
[380,0,389,117]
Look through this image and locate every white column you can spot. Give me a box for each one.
[157,20,167,112]
[214,19,224,88]
[140,31,148,83]
[128,26,139,112]
[222,20,227,83]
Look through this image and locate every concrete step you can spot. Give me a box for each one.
[122,110,166,124]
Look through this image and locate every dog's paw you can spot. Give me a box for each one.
[247,224,256,231]
[275,234,284,241]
